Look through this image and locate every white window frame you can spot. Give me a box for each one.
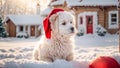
[108,11,119,29]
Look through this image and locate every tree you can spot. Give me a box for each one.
[0,0,37,18]
[0,17,7,38]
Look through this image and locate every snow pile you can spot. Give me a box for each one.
[96,25,107,32]
[0,35,120,68]
[96,25,107,36]
[16,32,29,38]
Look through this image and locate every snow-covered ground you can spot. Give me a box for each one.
[0,34,120,68]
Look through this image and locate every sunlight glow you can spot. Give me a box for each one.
[19,0,49,11]
[4,0,50,13]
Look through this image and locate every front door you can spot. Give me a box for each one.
[86,16,93,34]
[31,26,35,36]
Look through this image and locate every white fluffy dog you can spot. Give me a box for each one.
[33,9,76,62]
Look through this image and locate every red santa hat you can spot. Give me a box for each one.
[43,8,64,39]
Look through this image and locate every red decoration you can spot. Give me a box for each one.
[43,8,64,39]
[89,56,120,68]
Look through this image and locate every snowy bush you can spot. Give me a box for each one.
[16,32,29,38]
[96,25,107,36]
[77,26,84,36]
[116,30,120,35]
[77,32,84,36]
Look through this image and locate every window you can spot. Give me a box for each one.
[88,16,92,24]
[80,17,83,24]
[20,26,23,31]
[111,14,117,25]
[108,11,118,29]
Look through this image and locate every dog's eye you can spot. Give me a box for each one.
[62,22,66,25]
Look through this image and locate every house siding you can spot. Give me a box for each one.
[6,19,16,37]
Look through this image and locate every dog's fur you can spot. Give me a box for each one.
[33,11,76,62]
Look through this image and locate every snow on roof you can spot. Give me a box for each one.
[40,7,53,16]
[66,0,119,7]
[4,15,44,25]
[50,0,65,6]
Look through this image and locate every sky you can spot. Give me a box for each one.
[0,0,51,18]
[40,0,50,11]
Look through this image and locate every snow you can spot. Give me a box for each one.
[66,0,119,7]
[3,15,44,25]
[16,32,28,37]
[40,7,53,16]
[16,32,29,38]
[75,34,119,47]
[50,0,65,6]
[49,0,119,7]
[96,25,107,32]
[0,34,120,68]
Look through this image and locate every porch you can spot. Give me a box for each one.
[16,25,40,37]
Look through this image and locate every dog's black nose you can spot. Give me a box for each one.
[70,27,74,31]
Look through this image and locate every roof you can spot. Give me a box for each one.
[4,15,44,25]
[50,0,65,6]
[40,7,53,16]
[50,0,119,7]
[66,0,119,7]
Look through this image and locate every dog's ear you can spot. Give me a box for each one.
[49,14,58,33]
[49,14,58,24]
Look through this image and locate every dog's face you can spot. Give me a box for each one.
[50,11,76,36]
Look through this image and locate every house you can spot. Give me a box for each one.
[3,15,44,37]
[49,0,120,34]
